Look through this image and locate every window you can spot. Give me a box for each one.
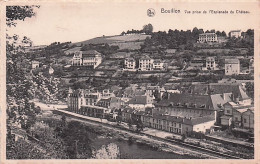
[227,110,230,114]
[244,118,247,123]
[235,117,238,121]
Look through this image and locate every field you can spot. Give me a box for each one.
[71,34,150,47]
[196,48,248,55]
[109,41,144,50]
[106,34,150,41]
[63,47,82,55]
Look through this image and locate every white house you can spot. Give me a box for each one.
[72,50,102,69]
[225,59,240,75]
[198,33,218,43]
[230,30,242,38]
[139,55,154,71]
[124,57,136,70]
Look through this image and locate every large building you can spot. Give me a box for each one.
[155,93,226,121]
[139,111,215,134]
[225,59,240,75]
[229,30,242,38]
[139,55,154,71]
[72,50,102,68]
[127,95,154,110]
[71,51,82,66]
[198,33,218,43]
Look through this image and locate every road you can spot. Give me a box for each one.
[31,99,67,111]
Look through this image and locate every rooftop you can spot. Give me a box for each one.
[190,83,249,100]
[225,58,240,64]
[156,93,227,111]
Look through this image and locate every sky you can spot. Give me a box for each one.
[7,1,259,46]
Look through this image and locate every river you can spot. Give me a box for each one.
[91,137,195,159]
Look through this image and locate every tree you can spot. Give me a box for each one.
[216,31,221,36]
[127,119,133,129]
[61,115,67,127]
[92,143,120,159]
[143,23,153,34]
[6,6,40,27]
[136,119,144,132]
[35,106,41,115]
[221,31,227,37]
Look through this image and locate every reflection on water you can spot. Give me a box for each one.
[91,137,193,159]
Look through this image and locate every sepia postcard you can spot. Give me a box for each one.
[0,0,259,164]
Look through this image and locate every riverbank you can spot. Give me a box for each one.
[52,109,222,159]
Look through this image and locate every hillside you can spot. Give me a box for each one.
[72,34,150,47]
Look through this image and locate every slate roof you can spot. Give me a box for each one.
[156,93,221,111]
[225,59,239,64]
[82,50,101,57]
[127,95,150,105]
[125,57,135,62]
[139,112,215,126]
[190,83,249,100]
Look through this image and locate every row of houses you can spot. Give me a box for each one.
[124,55,167,71]
[198,30,243,43]
[67,82,253,135]
[190,57,241,75]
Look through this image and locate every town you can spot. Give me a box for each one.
[6,6,255,159]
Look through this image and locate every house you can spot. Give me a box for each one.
[146,85,161,98]
[67,88,82,113]
[155,93,229,123]
[190,57,205,69]
[124,57,136,70]
[31,60,40,69]
[153,59,166,70]
[96,97,124,109]
[72,51,82,66]
[49,66,54,74]
[81,105,109,118]
[137,110,215,134]
[139,55,154,71]
[220,102,253,128]
[71,50,102,68]
[190,83,251,106]
[241,109,254,129]
[127,95,154,110]
[229,30,242,38]
[122,84,147,101]
[225,59,240,75]
[82,50,102,69]
[198,33,218,43]
[121,107,136,122]
[82,89,102,106]
[205,57,216,70]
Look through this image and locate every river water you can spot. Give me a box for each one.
[91,137,194,159]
